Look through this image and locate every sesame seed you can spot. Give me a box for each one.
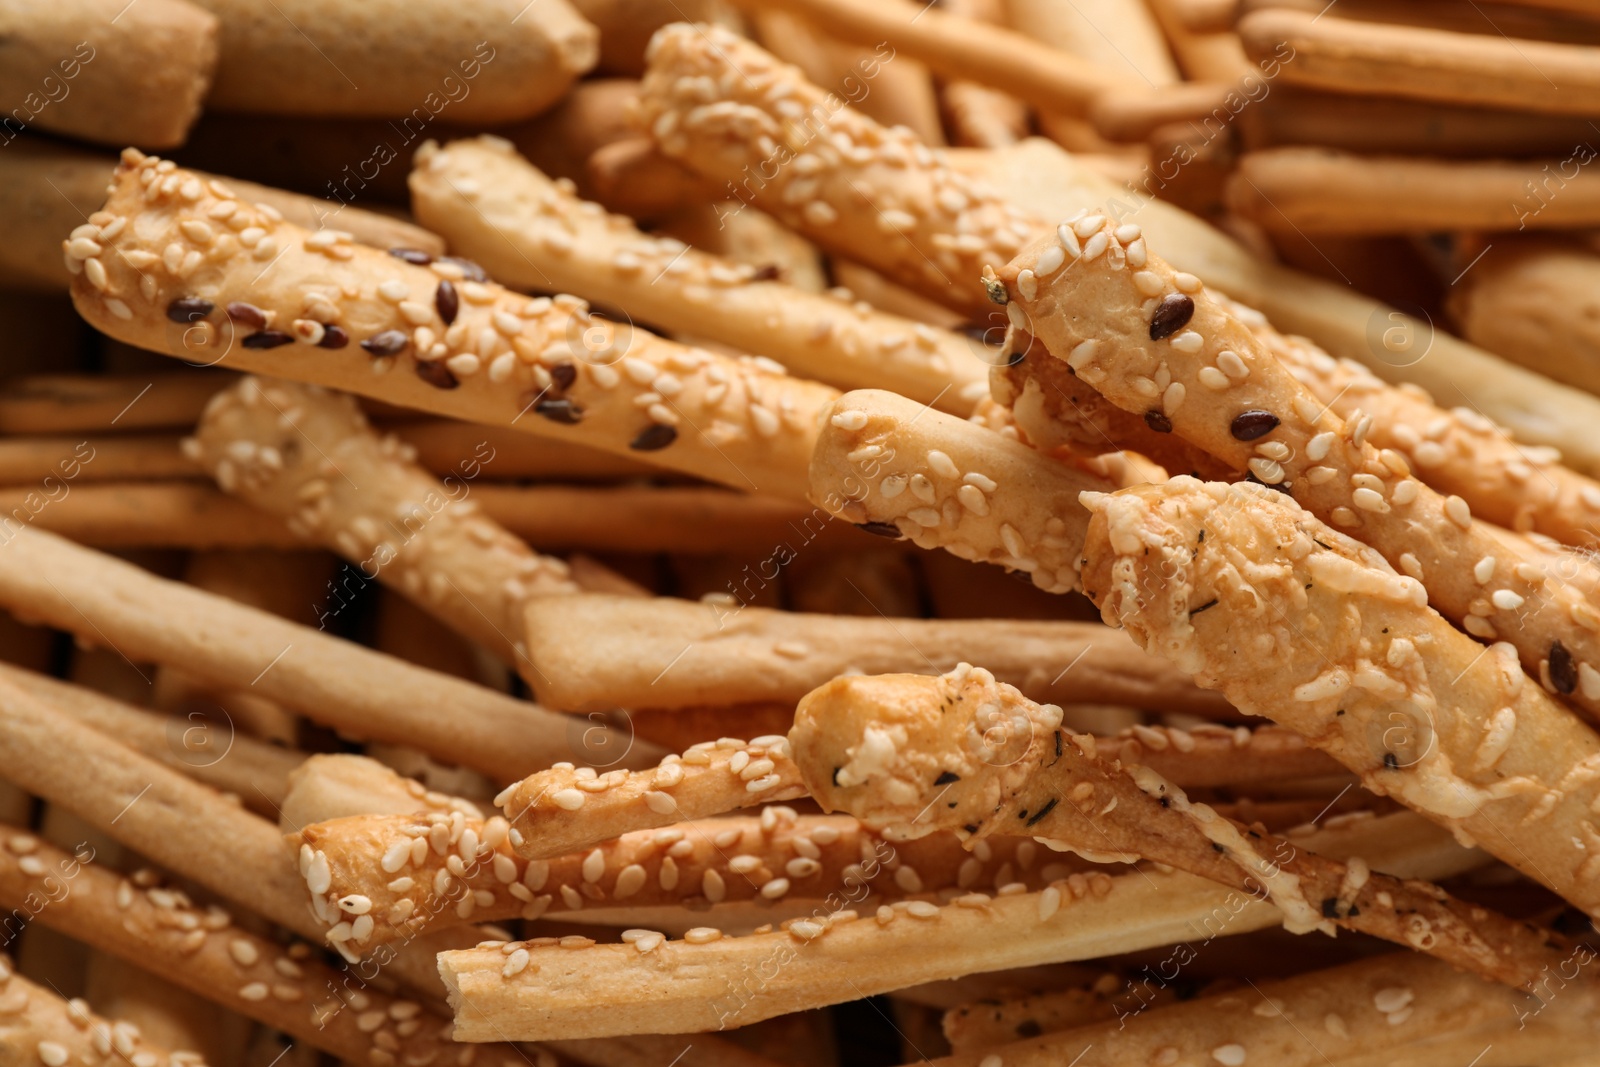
[905,901,940,918]
[37,1043,69,1067]
[552,789,586,810]
[1211,1045,1245,1066]
[1217,351,1249,379]
[684,927,722,944]
[239,982,269,1002]
[1081,232,1109,260]
[1172,272,1201,293]
[1169,330,1203,354]
[1373,987,1413,1013]
[1444,495,1472,528]
[1352,488,1388,513]
[1072,214,1105,238]
[378,280,409,302]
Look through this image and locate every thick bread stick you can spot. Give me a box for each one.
[0,0,215,149]
[0,959,208,1067]
[437,810,1480,1038]
[1227,148,1600,234]
[1080,477,1600,920]
[70,151,836,501]
[809,390,1110,594]
[192,376,589,664]
[408,136,988,413]
[793,667,1561,991]
[1239,8,1600,116]
[997,213,1600,719]
[0,526,648,780]
[569,0,735,74]
[194,0,596,121]
[0,830,531,1066]
[520,592,1233,716]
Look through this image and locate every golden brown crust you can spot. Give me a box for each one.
[0,959,208,1067]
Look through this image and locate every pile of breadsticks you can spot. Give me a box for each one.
[5,0,1600,1065]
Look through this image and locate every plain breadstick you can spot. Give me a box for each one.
[570,0,735,74]
[809,390,1110,594]
[1228,147,1600,234]
[195,0,595,121]
[520,593,1233,716]
[0,373,233,434]
[1144,0,1253,82]
[930,0,1029,148]
[409,136,988,413]
[1239,8,1600,116]
[71,151,836,501]
[997,211,1600,720]
[438,810,1481,1038]
[0,960,208,1067]
[0,0,216,148]
[0,526,648,780]
[1081,477,1600,921]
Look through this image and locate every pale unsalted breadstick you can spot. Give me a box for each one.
[0,0,215,148]
[1081,476,1600,920]
[809,390,1110,594]
[0,526,646,780]
[0,957,208,1067]
[195,0,595,121]
[70,150,838,501]
[409,136,987,413]
[520,592,1232,716]
[997,211,1600,719]
[437,809,1482,1038]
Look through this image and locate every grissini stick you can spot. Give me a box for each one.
[1227,147,1600,234]
[808,390,1110,594]
[995,212,1600,717]
[0,0,215,149]
[278,753,483,832]
[1144,0,1254,83]
[1080,476,1600,921]
[519,592,1234,717]
[408,136,988,413]
[569,0,736,75]
[0,373,234,435]
[0,957,210,1067]
[928,0,1029,149]
[1238,8,1600,116]
[0,526,649,780]
[70,150,837,502]
[194,0,596,122]
[436,810,1481,1038]
[0,830,533,1067]
[792,666,1565,991]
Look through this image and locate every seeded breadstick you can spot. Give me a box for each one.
[1095,723,1341,786]
[437,809,1481,1037]
[1221,293,1600,550]
[636,25,1043,318]
[941,976,1174,1051]
[279,754,484,833]
[70,151,838,502]
[1239,8,1600,116]
[0,662,302,813]
[1081,477,1600,921]
[499,737,806,861]
[809,390,1109,594]
[409,136,988,413]
[522,593,1232,716]
[0,0,216,149]
[192,376,597,664]
[0,958,208,1067]
[997,213,1600,718]
[0,831,530,1067]
[0,526,648,780]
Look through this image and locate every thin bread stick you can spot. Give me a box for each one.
[1094,723,1341,786]
[0,0,216,149]
[1238,8,1600,116]
[0,373,235,435]
[0,959,209,1067]
[1144,0,1254,82]
[936,0,1029,149]
[278,754,484,833]
[437,809,1482,1037]
[1085,81,1235,144]
[809,390,1110,594]
[1081,476,1600,921]
[794,667,1566,991]
[70,151,837,501]
[584,137,724,221]
[570,0,737,75]
[520,593,1233,717]
[0,526,647,780]
[996,210,1600,720]
[1167,0,1236,33]
[1227,147,1600,234]
[408,136,988,413]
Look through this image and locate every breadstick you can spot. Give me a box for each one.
[656,201,829,296]
[942,976,1167,1051]
[521,592,1233,717]
[0,830,532,1066]
[1085,81,1235,144]
[0,0,216,149]
[584,137,725,221]
[279,754,483,832]
[1166,0,1236,32]
[1448,236,1600,399]
[82,953,251,1066]
[437,809,1482,1037]
[0,373,233,434]
[1238,8,1600,116]
[408,136,987,413]
[0,434,199,484]
[570,0,737,75]
[936,0,1029,149]
[1095,723,1341,786]
[996,211,1600,720]
[0,661,301,813]
[0,526,647,780]
[1227,147,1600,234]
[0,959,208,1067]
[195,0,595,121]
[72,151,836,501]
[1081,476,1600,920]
[394,420,657,481]
[1144,0,1253,82]
[809,390,1109,594]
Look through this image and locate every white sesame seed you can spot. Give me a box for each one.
[1211,1044,1245,1066]
[180,219,214,245]
[1352,488,1388,513]
[1172,272,1201,293]
[831,410,869,431]
[1491,589,1525,611]
[1444,495,1472,528]
[239,982,269,1002]
[1073,214,1105,238]
[1081,232,1109,261]
[1034,244,1065,277]
[552,789,586,811]
[1016,270,1037,301]
[684,927,722,943]
[905,901,940,918]
[37,1042,69,1067]
[378,280,409,302]
[1169,331,1203,354]
[1373,987,1414,1014]
[1217,351,1249,379]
